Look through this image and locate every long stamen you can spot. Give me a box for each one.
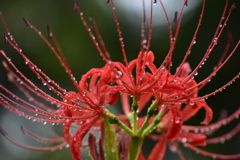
[146,0,153,53]
[175,0,206,77]
[89,16,111,60]
[74,1,110,64]
[108,0,128,66]
[184,1,234,83]
[0,127,68,151]
[141,0,147,51]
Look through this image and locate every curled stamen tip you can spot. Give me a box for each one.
[74,1,79,11]
[47,25,53,38]
[3,32,7,43]
[106,0,110,3]
[227,32,234,45]
[184,0,188,6]
[229,3,236,13]
[20,125,26,135]
[22,17,30,26]
[174,11,178,23]
[0,127,7,137]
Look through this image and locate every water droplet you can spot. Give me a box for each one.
[194,129,199,133]
[142,40,147,44]
[65,144,69,148]
[182,138,187,142]
[189,100,194,106]
[175,117,181,123]
[212,155,217,159]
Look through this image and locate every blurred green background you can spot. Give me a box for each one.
[0,0,239,160]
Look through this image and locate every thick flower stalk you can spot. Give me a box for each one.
[0,0,240,160]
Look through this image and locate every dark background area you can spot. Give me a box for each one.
[0,0,239,160]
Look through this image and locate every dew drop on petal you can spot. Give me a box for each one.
[175,116,181,123]
[189,100,194,106]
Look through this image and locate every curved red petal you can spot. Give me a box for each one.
[197,100,213,125]
[165,108,183,140]
[148,135,167,160]
[70,117,99,160]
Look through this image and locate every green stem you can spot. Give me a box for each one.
[103,118,119,160]
[131,99,139,133]
[142,108,169,136]
[138,100,161,135]
[102,109,134,136]
[116,119,134,136]
[128,136,143,160]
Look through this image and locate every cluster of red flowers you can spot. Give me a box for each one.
[0,0,240,160]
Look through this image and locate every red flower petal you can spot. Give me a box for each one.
[197,100,213,125]
[177,62,191,78]
[148,135,167,160]
[88,133,99,160]
[181,103,201,122]
[70,117,99,160]
[165,108,183,140]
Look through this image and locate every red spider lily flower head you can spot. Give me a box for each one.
[79,0,240,147]
[0,9,119,160]
[76,0,240,126]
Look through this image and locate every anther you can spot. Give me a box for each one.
[174,11,178,23]
[20,125,26,135]
[22,17,30,26]
[3,32,7,43]
[74,1,79,11]
[229,3,236,14]
[0,127,7,137]
[47,25,53,38]
[184,0,188,6]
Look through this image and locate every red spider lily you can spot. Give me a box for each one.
[0,0,240,160]
[0,8,118,160]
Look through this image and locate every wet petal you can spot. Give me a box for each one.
[177,62,191,78]
[165,108,183,140]
[197,100,213,125]
[148,135,167,160]
[88,133,99,160]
